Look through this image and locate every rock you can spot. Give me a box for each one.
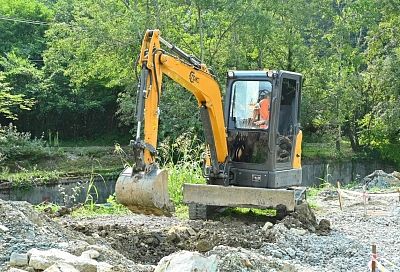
[166,225,196,243]
[262,222,274,232]
[9,252,28,267]
[392,171,400,180]
[28,248,99,272]
[6,268,28,272]
[97,262,114,272]
[265,223,288,242]
[281,263,297,272]
[155,251,218,272]
[289,228,307,236]
[294,203,317,229]
[271,249,283,258]
[285,248,296,258]
[196,239,213,252]
[87,245,104,252]
[317,219,331,235]
[58,240,90,256]
[81,250,100,259]
[43,263,80,272]
[0,224,9,232]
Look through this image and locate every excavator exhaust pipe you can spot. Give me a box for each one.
[115,167,174,216]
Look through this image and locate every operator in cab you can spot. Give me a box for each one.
[253,84,271,129]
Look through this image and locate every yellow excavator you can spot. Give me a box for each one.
[115,29,304,219]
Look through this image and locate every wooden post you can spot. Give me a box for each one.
[363,185,368,217]
[337,181,343,211]
[398,188,400,202]
[371,244,376,272]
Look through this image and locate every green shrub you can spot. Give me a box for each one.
[167,162,205,206]
[0,123,51,163]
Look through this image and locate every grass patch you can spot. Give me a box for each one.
[34,194,131,217]
[1,145,125,187]
[306,182,334,210]
[343,180,359,189]
[0,168,62,188]
[35,202,61,213]
[174,205,189,219]
[71,203,130,217]
[221,207,276,217]
[71,194,131,218]
[302,141,355,161]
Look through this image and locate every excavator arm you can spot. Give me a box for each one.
[135,29,228,174]
[116,29,228,215]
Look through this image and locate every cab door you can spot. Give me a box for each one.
[274,71,302,170]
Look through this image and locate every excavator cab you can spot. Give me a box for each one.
[224,70,302,188]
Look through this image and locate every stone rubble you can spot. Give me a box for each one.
[362,170,400,189]
[0,199,154,272]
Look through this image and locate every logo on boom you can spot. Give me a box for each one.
[189,71,199,83]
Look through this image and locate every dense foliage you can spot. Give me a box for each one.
[0,0,399,163]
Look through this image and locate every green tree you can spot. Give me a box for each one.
[0,0,52,60]
[0,74,34,119]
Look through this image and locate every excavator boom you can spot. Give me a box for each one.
[115,29,228,215]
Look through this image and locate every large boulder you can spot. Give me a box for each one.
[9,253,28,267]
[27,248,109,272]
[155,251,218,272]
[43,263,80,272]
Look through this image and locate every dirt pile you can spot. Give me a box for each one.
[280,203,331,235]
[65,216,271,265]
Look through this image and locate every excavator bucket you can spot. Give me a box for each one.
[115,167,173,216]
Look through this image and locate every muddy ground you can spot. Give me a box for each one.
[1,187,400,271]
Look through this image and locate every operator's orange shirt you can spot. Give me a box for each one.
[259,98,270,121]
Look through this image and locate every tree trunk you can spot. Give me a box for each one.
[196,2,204,62]
[153,0,161,28]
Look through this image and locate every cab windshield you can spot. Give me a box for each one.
[230,80,272,130]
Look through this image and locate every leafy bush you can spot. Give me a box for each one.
[377,143,400,167]
[0,123,51,163]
